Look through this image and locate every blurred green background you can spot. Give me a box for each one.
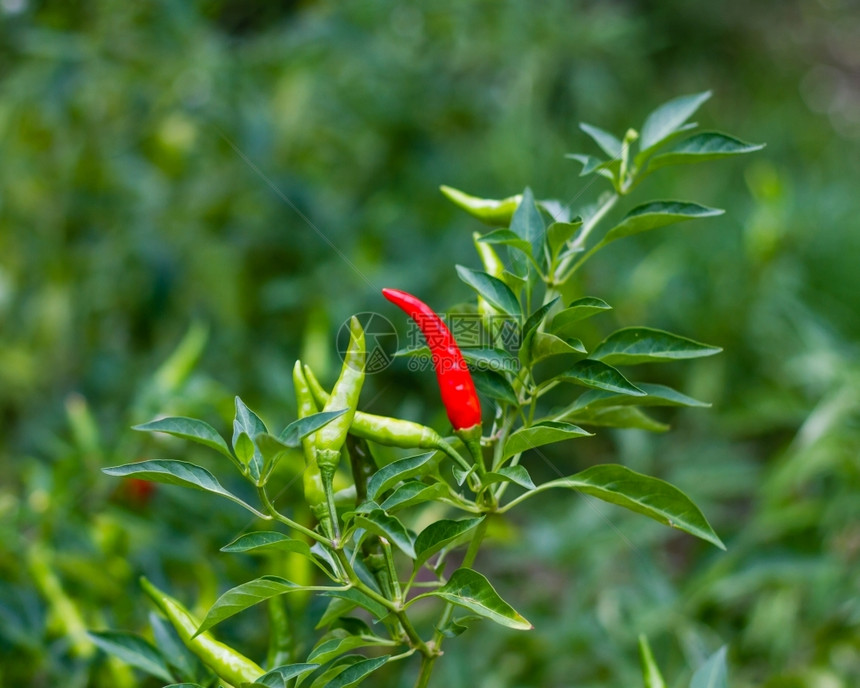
[2,1,859,686]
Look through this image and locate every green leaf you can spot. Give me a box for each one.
[367,452,437,501]
[690,646,728,688]
[591,327,721,365]
[484,465,536,490]
[221,532,312,559]
[354,509,416,558]
[308,636,391,666]
[559,360,645,396]
[414,568,532,630]
[196,576,302,636]
[132,417,234,462]
[509,187,547,271]
[566,153,618,179]
[321,655,389,688]
[580,122,623,159]
[471,369,518,406]
[529,333,586,364]
[246,664,319,688]
[521,464,724,549]
[315,597,359,630]
[379,481,448,512]
[456,266,522,318]
[87,631,174,683]
[233,397,267,480]
[640,91,711,152]
[440,185,521,227]
[476,228,532,256]
[163,684,206,688]
[234,432,255,466]
[647,132,765,172]
[598,201,724,248]
[462,347,519,374]
[279,410,348,446]
[518,298,560,366]
[550,297,612,335]
[546,220,582,259]
[321,589,388,621]
[503,421,592,459]
[570,383,710,413]
[638,635,667,688]
[559,405,669,433]
[413,517,484,570]
[102,460,266,518]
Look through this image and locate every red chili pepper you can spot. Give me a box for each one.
[382,288,481,431]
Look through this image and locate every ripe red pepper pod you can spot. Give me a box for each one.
[381,288,482,432]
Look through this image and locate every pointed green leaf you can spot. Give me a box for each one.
[234,431,255,466]
[559,405,670,433]
[456,266,522,318]
[647,132,765,172]
[634,122,698,167]
[566,153,618,179]
[367,452,437,501]
[547,220,582,258]
[509,187,547,271]
[380,482,448,512]
[354,509,416,558]
[530,333,587,364]
[690,646,728,688]
[321,589,388,621]
[102,460,266,518]
[413,517,484,570]
[559,360,645,396]
[87,631,174,683]
[196,576,302,636]
[571,383,710,413]
[315,597,359,630]
[233,397,267,480]
[639,635,667,688]
[255,433,294,481]
[440,185,521,227]
[580,122,623,158]
[520,464,724,549]
[462,347,519,373]
[278,410,348,446]
[322,655,389,688]
[591,327,721,365]
[133,417,233,462]
[308,636,391,666]
[640,91,711,151]
[471,369,518,406]
[246,664,319,688]
[476,229,532,256]
[414,568,532,630]
[484,465,536,490]
[598,201,724,248]
[550,297,612,335]
[519,298,560,366]
[221,531,312,559]
[503,421,592,459]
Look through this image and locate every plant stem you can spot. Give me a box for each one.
[552,192,618,284]
[256,487,329,545]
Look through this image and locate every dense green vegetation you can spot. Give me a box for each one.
[1,2,858,687]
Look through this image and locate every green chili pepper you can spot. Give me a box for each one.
[310,316,365,479]
[303,364,472,473]
[440,185,522,227]
[293,361,330,533]
[140,577,264,687]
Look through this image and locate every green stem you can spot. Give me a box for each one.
[415,654,437,688]
[257,487,329,545]
[553,192,618,283]
[435,441,473,473]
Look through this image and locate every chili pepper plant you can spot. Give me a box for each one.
[98,92,762,688]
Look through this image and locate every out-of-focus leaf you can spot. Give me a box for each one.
[87,631,174,683]
[639,90,711,151]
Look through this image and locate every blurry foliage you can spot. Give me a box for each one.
[1,0,858,687]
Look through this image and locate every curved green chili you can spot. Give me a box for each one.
[140,577,264,686]
[293,361,329,533]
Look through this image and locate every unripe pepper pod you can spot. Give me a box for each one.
[140,577,264,686]
[310,316,366,479]
[293,361,329,532]
[381,288,482,432]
